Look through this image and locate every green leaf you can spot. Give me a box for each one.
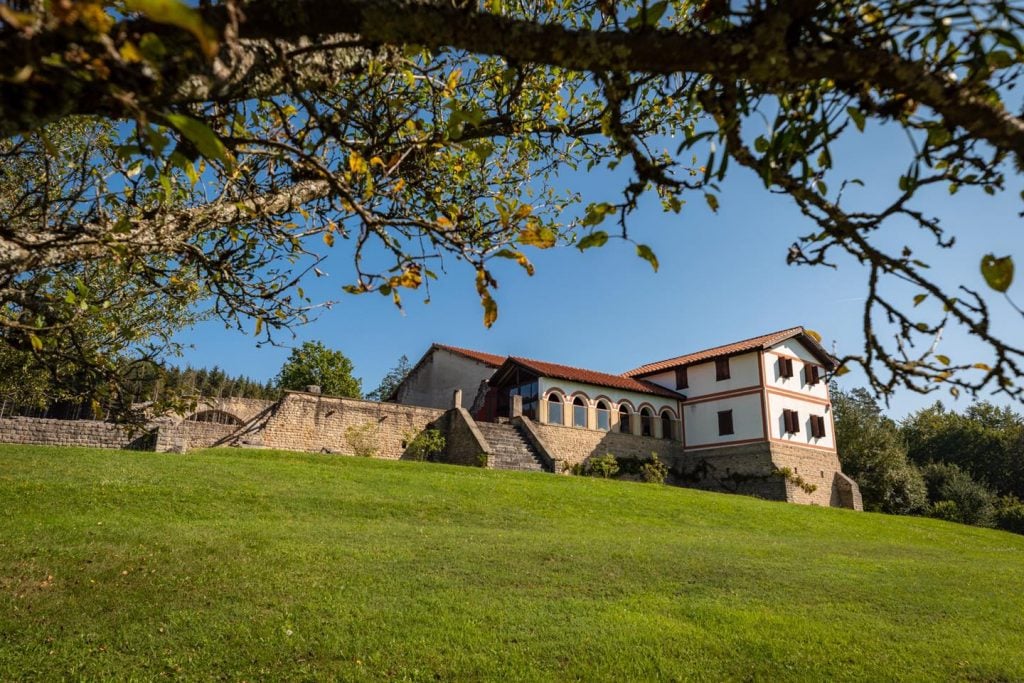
[846,106,866,132]
[577,231,608,251]
[124,0,218,58]
[980,254,1014,292]
[935,354,950,366]
[636,244,659,272]
[704,193,719,212]
[912,293,927,306]
[582,202,615,227]
[163,113,234,170]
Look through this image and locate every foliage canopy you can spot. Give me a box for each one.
[1,0,1023,404]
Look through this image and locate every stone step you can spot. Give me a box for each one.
[475,421,546,473]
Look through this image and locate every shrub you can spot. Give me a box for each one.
[928,499,961,522]
[476,453,489,468]
[404,428,446,462]
[344,422,378,458]
[921,462,996,527]
[640,452,668,484]
[587,453,619,479]
[995,496,1024,535]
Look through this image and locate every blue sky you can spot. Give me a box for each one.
[176,119,1023,419]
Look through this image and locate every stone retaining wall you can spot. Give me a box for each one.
[533,422,685,468]
[0,416,156,450]
[231,391,446,459]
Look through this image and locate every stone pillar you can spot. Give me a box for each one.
[511,394,523,418]
[452,389,463,409]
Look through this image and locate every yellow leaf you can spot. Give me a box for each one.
[348,152,368,175]
[27,332,43,352]
[804,328,822,343]
[124,0,218,58]
[519,222,556,249]
[323,232,334,247]
[444,68,462,97]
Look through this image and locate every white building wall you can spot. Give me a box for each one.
[395,349,495,410]
[762,345,829,401]
[645,351,761,398]
[766,392,835,450]
[683,392,764,449]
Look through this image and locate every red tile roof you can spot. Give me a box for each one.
[623,326,835,377]
[500,356,684,400]
[433,343,507,368]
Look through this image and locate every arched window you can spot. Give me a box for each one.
[640,407,654,437]
[572,396,588,428]
[660,409,674,440]
[596,400,611,431]
[618,405,632,434]
[546,393,563,425]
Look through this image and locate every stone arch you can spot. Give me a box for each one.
[186,409,243,425]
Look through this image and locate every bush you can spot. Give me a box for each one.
[928,499,961,522]
[587,453,619,479]
[640,453,668,484]
[404,428,446,462]
[995,496,1024,535]
[476,453,489,468]
[344,422,378,458]
[921,462,996,527]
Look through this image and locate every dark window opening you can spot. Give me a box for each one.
[783,409,800,434]
[717,410,734,436]
[806,365,820,386]
[675,367,688,390]
[716,357,731,381]
[810,414,827,438]
[640,407,654,437]
[618,405,632,434]
[660,411,673,440]
[778,357,793,379]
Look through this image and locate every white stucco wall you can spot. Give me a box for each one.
[762,345,829,401]
[766,392,835,450]
[683,392,764,448]
[395,349,496,410]
[645,351,761,398]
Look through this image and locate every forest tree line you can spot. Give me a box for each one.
[834,387,1024,536]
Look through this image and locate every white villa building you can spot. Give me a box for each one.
[392,327,861,509]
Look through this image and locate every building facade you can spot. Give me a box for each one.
[394,327,862,509]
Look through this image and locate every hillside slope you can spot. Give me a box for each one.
[1,445,1022,680]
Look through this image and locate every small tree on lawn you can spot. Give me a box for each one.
[275,342,362,398]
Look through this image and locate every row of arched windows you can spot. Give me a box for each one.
[544,391,678,440]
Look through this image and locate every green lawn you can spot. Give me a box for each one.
[1,445,1022,681]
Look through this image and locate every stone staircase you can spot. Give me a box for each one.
[475,421,547,472]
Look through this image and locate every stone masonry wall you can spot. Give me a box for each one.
[533,422,685,468]
[232,391,446,459]
[154,420,240,452]
[0,416,157,450]
[769,441,861,509]
[672,442,788,501]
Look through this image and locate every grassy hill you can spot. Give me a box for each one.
[1,445,1022,681]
